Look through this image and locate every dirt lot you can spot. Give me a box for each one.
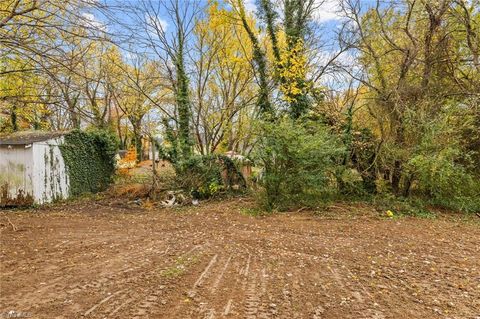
[1,198,479,319]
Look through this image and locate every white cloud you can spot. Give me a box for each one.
[82,13,95,21]
[81,12,106,31]
[312,0,343,24]
[242,0,342,23]
[145,14,168,33]
[244,0,257,12]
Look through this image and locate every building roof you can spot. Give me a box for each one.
[0,131,68,145]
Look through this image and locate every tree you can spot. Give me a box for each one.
[125,0,201,161]
[191,1,258,155]
[230,0,273,118]
[339,0,479,198]
[0,0,112,132]
[115,58,162,162]
[259,0,319,118]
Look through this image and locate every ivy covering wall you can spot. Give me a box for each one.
[60,130,118,196]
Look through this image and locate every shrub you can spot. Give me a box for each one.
[253,117,345,211]
[338,168,366,196]
[404,104,480,213]
[348,128,377,193]
[60,129,118,196]
[372,194,436,218]
[174,155,246,199]
[407,150,480,212]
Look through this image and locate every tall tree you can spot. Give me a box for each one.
[340,0,479,194]
[191,1,258,155]
[128,0,201,161]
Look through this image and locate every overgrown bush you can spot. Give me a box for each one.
[404,104,480,212]
[348,128,377,194]
[338,168,366,197]
[372,194,436,218]
[254,117,345,211]
[407,150,480,212]
[174,155,246,199]
[60,129,118,196]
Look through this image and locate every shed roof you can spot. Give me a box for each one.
[0,131,68,145]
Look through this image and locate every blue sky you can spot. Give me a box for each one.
[89,0,357,42]
[85,0,376,70]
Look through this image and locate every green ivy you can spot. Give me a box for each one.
[60,129,118,196]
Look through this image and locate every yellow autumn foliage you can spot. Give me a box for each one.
[277,39,310,103]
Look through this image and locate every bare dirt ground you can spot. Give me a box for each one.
[1,198,479,319]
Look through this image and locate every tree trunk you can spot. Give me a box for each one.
[133,125,143,163]
[10,104,18,131]
[391,123,404,195]
[391,160,402,195]
[175,35,192,160]
[238,3,273,118]
[151,136,157,174]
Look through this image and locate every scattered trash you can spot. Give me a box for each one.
[160,191,188,207]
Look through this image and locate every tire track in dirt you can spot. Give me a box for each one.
[211,255,232,292]
[66,241,170,294]
[170,243,280,319]
[10,236,204,318]
[111,244,207,319]
[188,253,218,298]
[274,240,387,318]
[185,253,220,318]
[160,244,247,318]
[3,199,480,319]
[244,267,261,319]
[6,240,163,312]
[324,260,386,318]
[83,290,125,316]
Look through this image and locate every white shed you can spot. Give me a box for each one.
[0,131,70,206]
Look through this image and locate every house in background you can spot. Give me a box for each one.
[0,131,70,206]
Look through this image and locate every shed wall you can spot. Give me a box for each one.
[31,137,69,204]
[0,137,70,206]
[0,145,35,206]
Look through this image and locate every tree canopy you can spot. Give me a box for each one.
[1,0,479,211]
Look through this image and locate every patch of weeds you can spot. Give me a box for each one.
[240,207,270,217]
[459,214,480,226]
[400,208,437,219]
[114,171,152,186]
[160,254,199,279]
[172,205,193,214]
[131,173,152,184]
[61,190,105,205]
[373,195,437,219]
[160,266,184,278]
